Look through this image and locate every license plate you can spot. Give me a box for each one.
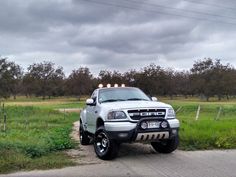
[147,121,160,129]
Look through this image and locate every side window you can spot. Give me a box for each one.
[91,90,97,102]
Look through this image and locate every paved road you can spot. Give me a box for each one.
[2,143,236,177]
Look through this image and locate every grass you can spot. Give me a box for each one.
[0,105,80,174]
[163,99,236,150]
[0,151,74,174]
[0,96,236,174]
[4,97,86,109]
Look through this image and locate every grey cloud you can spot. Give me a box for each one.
[0,0,236,76]
[69,20,201,55]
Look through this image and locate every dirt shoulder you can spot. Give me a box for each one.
[66,121,106,165]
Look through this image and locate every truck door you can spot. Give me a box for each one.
[86,90,98,133]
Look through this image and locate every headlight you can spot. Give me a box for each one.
[166,108,175,119]
[107,111,127,120]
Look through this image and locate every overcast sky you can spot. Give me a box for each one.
[0,0,236,75]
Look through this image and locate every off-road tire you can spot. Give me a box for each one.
[79,120,90,145]
[94,126,119,160]
[151,135,179,153]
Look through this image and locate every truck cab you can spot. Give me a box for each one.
[80,85,180,160]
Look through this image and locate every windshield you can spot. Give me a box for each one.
[98,88,150,103]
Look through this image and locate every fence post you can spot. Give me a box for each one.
[215,106,222,120]
[195,105,201,120]
[64,108,66,120]
[176,106,182,113]
[3,113,6,132]
[25,117,29,129]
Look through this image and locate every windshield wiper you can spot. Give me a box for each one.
[101,99,126,103]
[126,98,149,101]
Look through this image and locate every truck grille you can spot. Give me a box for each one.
[128,109,166,120]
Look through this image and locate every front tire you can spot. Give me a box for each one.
[94,126,119,160]
[151,135,179,153]
[79,121,90,145]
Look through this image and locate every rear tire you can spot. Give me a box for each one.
[151,135,179,153]
[79,121,90,145]
[94,126,119,160]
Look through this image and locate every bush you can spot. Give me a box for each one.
[24,145,47,158]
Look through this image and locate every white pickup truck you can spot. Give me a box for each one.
[80,86,180,160]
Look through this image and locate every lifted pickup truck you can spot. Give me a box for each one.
[80,85,180,160]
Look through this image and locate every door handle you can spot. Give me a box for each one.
[95,110,98,114]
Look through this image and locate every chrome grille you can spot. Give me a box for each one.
[128,109,166,120]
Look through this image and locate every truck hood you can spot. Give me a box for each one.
[101,101,172,110]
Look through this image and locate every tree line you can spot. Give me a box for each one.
[0,57,236,101]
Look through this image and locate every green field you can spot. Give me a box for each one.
[164,98,236,150]
[0,96,236,174]
[0,98,82,174]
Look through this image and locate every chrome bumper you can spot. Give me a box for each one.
[105,122,137,132]
[167,119,180,128]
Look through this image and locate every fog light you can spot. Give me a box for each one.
[160,121,168,128]
[141,122,148,129]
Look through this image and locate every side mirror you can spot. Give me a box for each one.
[86,98,96,106]
[151,97,158,101]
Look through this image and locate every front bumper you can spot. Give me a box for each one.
[104,118,179,143]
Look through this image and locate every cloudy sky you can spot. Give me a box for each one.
[0,0,236,75]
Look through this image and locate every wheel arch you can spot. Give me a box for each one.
[96,117,104,129]
[80,110,87,129]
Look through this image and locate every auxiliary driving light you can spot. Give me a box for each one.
[114,84,118,87]
[121,84,125,87]
[98,84,103,88]
[107,84,111,88]
[141,122,148,129]
[160,121,168,129]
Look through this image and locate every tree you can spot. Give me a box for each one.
[190,58,214,101]
[164,68,176,99]
[98,70,123,86]
[1,56,235,101]
[210,60,232,100]
[98,70,112,85]
[23,61,65,99]
[175,71,191,98]
[224,68,236,98]
[190,58,234,101]
[123,70,138,86]
[0,57,23,99]
[135,64,164,96]
[65,67,94,97]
